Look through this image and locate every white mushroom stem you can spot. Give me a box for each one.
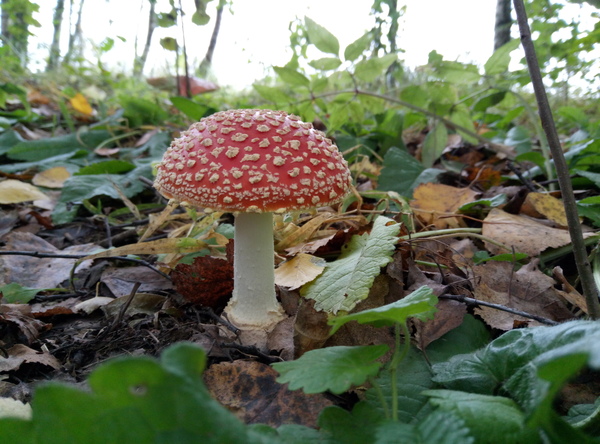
[224,212,285,331]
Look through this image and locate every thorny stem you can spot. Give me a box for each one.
[513,0,600,319]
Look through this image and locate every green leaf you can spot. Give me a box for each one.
[301,216,400,313]
[273,345,388,394]
[0,129,24,155]
[252,84,292,105]
[319,402,388,444]
[273,66,310,88]
[484,39,520,76]
[7,130,111,161]
[365,346,437,423]
[344,32,372,61]
[75,160,136,175]
[421,122,448,168]
[308,57,342,71]
[0,343,267,444]
[433,61,481,84]
[425,390,541,444]
[400,85,429,109]
[160,37,178,51]
[505,125,532,154]
[170,97,209,121]
[328,286,437,335]
[425,315,491,364]
[353,54,397,83]
[305,17,340,55]
[473,91,507,113]
[377,147,425,196]
[449,107,477,144]
[0,282,40,303]
[458,194,507,211]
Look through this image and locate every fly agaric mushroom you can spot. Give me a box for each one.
[154,109,352,336]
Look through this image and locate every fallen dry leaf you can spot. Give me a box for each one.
[482,208,590,256]
[472,260,573,330]
[101,266,173,298]
[410,183,479,229]
[172,255,233,308]
[520,192,570,227]
[32,167,71,189]
[0,180,47,204]
[203,359,333,428]
[0,344,60,372]
[0,304,49,343]
[69,92,93,116]
[0,232,98,288]
[274,253,326,290]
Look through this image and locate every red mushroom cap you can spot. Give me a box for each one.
[154,109,352,213]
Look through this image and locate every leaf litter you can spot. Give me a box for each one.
[0,110,597,430]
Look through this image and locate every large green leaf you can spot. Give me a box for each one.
[273,345,389,394]
[301,216,400,313]
[0,343,266,444]
[354,54,397,83]
[378,146,438,197]
[484,39,520,76]
[6,130,111,161]
[273,66,310,88]
[344,32,372,62]
[305,16,340,55]
[328,286,437,335]
[421,122,448,168]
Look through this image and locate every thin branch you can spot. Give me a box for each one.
[439,294,558,325]
[513,0,600,319]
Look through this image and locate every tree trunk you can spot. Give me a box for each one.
[198,0,224,76]
[494,0,512,50]
[64,0,85,64]
[133,0,157,77]
[47,0,65,71]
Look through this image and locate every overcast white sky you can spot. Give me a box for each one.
[28,0,596,90]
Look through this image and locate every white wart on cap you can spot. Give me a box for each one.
[154,109,352,213]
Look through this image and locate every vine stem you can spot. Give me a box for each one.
[513,0,600,319]
[388,321,411,422]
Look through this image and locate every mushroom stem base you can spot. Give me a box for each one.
[223,212,285,333]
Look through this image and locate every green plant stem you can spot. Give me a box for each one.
[388,321,411,422]
[513,0,600,319]
[368,376,390,420]
[398,227,512,252]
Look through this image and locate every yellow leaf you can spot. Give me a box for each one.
[274,253,326,290]
[70,93,93,116]
[0,180,47,204]
[410,183,479,229]
[32,167,71,189]
[520,192,570,227]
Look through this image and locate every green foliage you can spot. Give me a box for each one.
[301,215,401,313]
[0,282,41,303]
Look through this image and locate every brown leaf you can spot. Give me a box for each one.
[32,167,71,189]
[410,183,479,229]
[482,208,590,256]
[0,344,60,372]
[520,192,571,227]
[473,261,573,330]
[101,266,173,298]
[274,254,326,290]
[203,360,332,428]
[0,304,49,343]
[172,255,233,307]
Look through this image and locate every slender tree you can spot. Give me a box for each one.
[47,0,65,71]
[134,0,157,77]
[0,0,40,68]
[64,0,85,64]
[198,0,225,76]
[494,0,513,50]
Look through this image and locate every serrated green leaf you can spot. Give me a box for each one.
[0,343,265,444]
[328,286,437,335]
[308,57,342,71]
[344,32,372,61]
[0,282,41,303]
[425,390,541,444]
[377,147,425,197]
[273,345,388,394]
[273,66,310,88]
[319,402,387,444]
[484,39,520,76]
[305,17,339,55]
[400,85,429,109]
[353,54,397,83]
[421,122,448,168]
[301,216,400,313]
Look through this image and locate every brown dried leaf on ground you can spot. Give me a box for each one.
[0,304,49,343]
[410,183,479,229]
[472,261,574,330]
[0,344,60,372]
[274,253,326,290]
[203,360,333,428]
[407,261,467,349]
[101,266,173,298]
[0,232,98,288]
[482,208,591,256]
[520,192,571,227]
